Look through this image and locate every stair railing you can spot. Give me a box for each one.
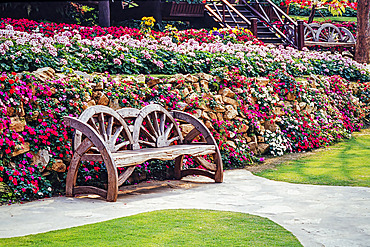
[206,0,251,29]
[242,0,304,49]
[205,4,231,28]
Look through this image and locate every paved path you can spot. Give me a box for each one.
[0,170,369,247]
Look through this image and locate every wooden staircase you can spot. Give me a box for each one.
[205,0,283,45]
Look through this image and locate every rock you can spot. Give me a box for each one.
[257,136,265,142]
[11,142,30,157]
[176,102,188,111]
[185,74,198,83]
[34,67,55,82]
[237,123,249,133]
[174,74,185,82]
[75,71,93,80]
[264,120,277,132]
[97,93,109,106]
[202,111,210,120]
[32,149,52,172]
[9,116,26,133]
[224,105,238,120]
[199,80,209,91]
[108,98,121,110]
[6,107,15,117]
[228,131,236,139]
[306,104,314,114]
[226,141,237,149]
[205,120,213,130]
[182,87,190,98]
[185,93,198,104]
[217,112,224,121]
[192,109,202,119]
[94,80,104,90]
[208,112,217,120]
[167,77,179,85]
[193,83,201,92]
[299,102,307,109]
[286,92,296,101]
[215,105,226,113]
[256,77,269,87]
[19,103,25,117]
[258,143,270,154]
[223,96,238,106]
[147,77,161,87]
[244,136,253,142]
[135,74,146,84]
[196,73,213,81]
[219,87,235,98]
[248,142,258,153]
[170,89,180,97]
[232,87,244,94]
[52,159,66,173]
[273,107,285,116]
[82,100,96,110]
[180,124,194,135]
[214,95,223,104]
[84,92,92,101]
[26,110,39,121]
[198,101,207,110]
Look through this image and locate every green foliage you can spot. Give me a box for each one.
[0,209,302,247]
[255,129,370,187]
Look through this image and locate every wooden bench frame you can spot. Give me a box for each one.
[63,104,223,202]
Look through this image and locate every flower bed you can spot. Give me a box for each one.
[0,67,368,203]
[0,18,369,203]
[0,20,369,82]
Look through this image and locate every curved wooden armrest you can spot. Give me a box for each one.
[64,116,108,152]
[171,110,213,144]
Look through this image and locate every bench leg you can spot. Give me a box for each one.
[66,153,82,197]
[174,155,184,180]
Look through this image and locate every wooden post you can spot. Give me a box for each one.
[99,0,110,27]
[297,20,304,51]
[251,18,258,37]
[222,3,225,23]
[355,0,370,63]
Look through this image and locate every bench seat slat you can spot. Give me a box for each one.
[80,144,215,167]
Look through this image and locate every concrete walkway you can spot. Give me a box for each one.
[0,170,369,247]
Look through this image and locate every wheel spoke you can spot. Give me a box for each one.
[114,141,130,152]
[159,113,166,135]
[184,128,201,143]
[111,126,124,144]
[193,156,217,171]
[138,140,156,147]
[88,117,99,133]
[140,126,156,142]
[98,113,108,142]
[164,123,173,139]
[168,136,180,144]
[145,116,158,138]
[106,116,114,137]
[151,112,161,136]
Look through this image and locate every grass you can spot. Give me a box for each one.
[255,129,370,187]
[0,209,302,247]
[290,15,357,23]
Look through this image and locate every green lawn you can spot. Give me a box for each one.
[290,15,357,23]
[255,129,370,187]
[0,209,302,247]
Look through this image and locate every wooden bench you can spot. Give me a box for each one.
[63,104,223,202]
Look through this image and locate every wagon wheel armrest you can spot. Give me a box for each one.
[170,110,214,144]
[64,116,108,152]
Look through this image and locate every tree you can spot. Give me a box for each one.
[355,0,370,63]
[99,0,110,27]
